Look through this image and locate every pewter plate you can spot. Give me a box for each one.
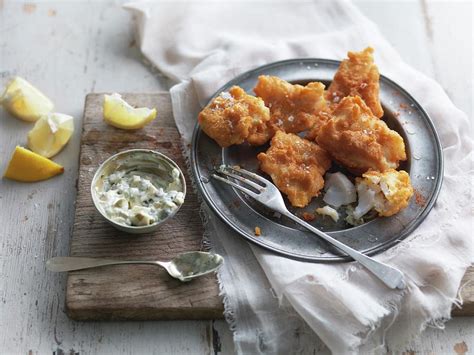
[191,59,443,262]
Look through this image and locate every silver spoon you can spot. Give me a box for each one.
[46,251,224,282]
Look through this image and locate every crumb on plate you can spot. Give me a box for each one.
[315,205,339,222]
[302,212,316,221]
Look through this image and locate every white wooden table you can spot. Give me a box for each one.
[0,1,472,353]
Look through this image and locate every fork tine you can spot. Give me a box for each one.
[226,166,271,185]
[211,174,260,198]
[217,170,263,191]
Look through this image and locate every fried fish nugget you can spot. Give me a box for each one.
[305,109,331,141]
[354,169,414,218]
[316,96,406,174]
[257,131,331,208]
[254,76,326,134]
[198,86,271,148]
[326,47,384,118]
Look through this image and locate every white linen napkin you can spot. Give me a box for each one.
[124,1,473,353]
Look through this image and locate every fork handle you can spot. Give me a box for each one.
[284,213,406,290]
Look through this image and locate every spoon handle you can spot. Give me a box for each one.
[46,257,156,272]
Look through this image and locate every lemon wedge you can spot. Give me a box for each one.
[103,93,157,130]
[4,146,64,182]
[0,77,54,122]
[27,113,74,158]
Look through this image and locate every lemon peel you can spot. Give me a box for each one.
[1,77,54,122]
[4,146,64,182]
[103,93,156,130]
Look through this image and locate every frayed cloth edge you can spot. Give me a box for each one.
[178,139,239,337]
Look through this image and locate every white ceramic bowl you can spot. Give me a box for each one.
[91,149,186,234]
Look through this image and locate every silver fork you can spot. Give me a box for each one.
[212,166,406,290]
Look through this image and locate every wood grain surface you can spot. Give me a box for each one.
[66,93,224,320]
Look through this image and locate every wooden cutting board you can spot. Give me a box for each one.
[66,93,223,320]
[67,92,473,320]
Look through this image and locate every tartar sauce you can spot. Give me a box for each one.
[97,167,184,227]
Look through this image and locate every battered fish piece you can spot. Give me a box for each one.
[198,86,271,148]
[316,96,406,174]
[326,47,384,118]
[254,76,326,134]
[305,109,331,141]
[353,169,414,218]
[257,131,331,208]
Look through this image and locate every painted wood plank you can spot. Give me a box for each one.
[419,0,472,119]
[0,0,471,354]
[354,0,436,78]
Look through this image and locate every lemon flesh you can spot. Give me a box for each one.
[1,77,54,122]
[27,113,74,158]
[4,146,64,182]
[103,93,157,130]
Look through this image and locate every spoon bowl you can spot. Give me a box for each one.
[166,252,224,281]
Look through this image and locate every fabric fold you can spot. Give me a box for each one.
[124,1,473,353]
